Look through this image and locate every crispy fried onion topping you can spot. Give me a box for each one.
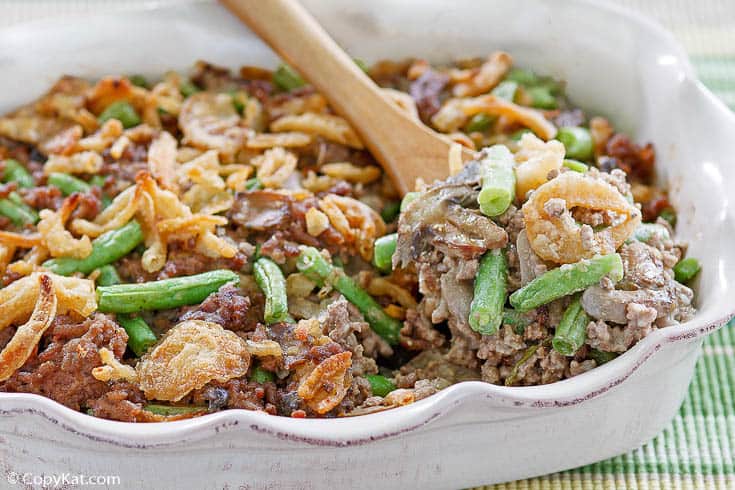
[297,351,352,415]
[523,172,641,264]
[37,194,93,259]
[432,94,557,140]
[318,194,386,260]
[178,150,235,214]
[136,320,251,402]
[179,92,250,161]
[452,51,513,97]
[513,132,565,198]
[270,113,363,149]
[0,273,97,381]
[250,147,297,189]
[92,347,138,383]
[43,150,103,175]
[71,172,235,272]
[148,130,180,193]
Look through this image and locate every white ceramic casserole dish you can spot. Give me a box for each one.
[0,1,734,488]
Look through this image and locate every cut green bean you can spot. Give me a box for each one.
[465,113,494,133]
[589,349,618,365]
[477,145,516,217]
[563,159,588,173]
[552,295,589,356]
[253,257,290,324]
[1,159,33,188]
[297,247,402,345]
[557,126,594,161]
[366,374,396,397]
[273,64,306,91]
[244,177,263,191]
[673,257,701,284]
[353,58,370,73]
[97,269,240,313]
[629,223,671,244]
[509,254,624,312]
[659,208,677,227]
[380,200,401,223]
[129,74,149,88]
[48,172,91,195]
[527,85,558,109]
[144,404,206,416]
[400,191,420,211]
[373,233,397,273]
[0,193,38,226]
[98,101,141,128]
[117,314,158,357]
[179,79,201,98]
[505,68,539,86]
[503,309,535,335]
[469,249,507,335]
[491,80,518,101]
[96,264,121,287]
[249,365,275,383]
[43,220,143,275]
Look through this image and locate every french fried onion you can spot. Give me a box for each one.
[0,274,57,382]
[136,320,251,402]
[318,194,386,260]
[522,172,641,264]
[270,113,363,149]
[297,351,352,415]
[37,194,92,259]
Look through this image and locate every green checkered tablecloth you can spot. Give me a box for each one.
[479,59,735,490]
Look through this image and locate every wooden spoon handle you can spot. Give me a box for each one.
[220,0,455,194]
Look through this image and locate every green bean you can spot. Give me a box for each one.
[244,177,263,191]
[48,172,91,195]
[249,365,275,383]
[527,85,558,109]
[465,113,494,133]
[129,74,149,88]
[659,208,677,227]
[144,404,206,416]
[97,269,240,313]
[373,233,397,273]
[273,64,305,91]
[505,68,539,86]
[366,374,396,397]
[629,223,671,244]
[296,247,402,345]
[510,128,532,141]
[253,257,290,324]
[353,58,370,73]
[557,126,594,161]
[589,349,618,365]
[380,200,401,223]
[0,193,38,226]
[491,80,518,102]
[98,101,141,128]
[469,249,507,335]
[509,253,624,312]
[503,309,535,335]
[552,295,589,356]
[563,159,588,173]
[96,264,121,287]
[43,220,143,275]
[179,79,201,98]
[673,257,701,284]
[117,314,157,357]
[1,159,33,188]
[505,343,541,386]
[477,145,516,217]
[400,191,420,211]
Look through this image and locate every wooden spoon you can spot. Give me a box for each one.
[220,0,474,196]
